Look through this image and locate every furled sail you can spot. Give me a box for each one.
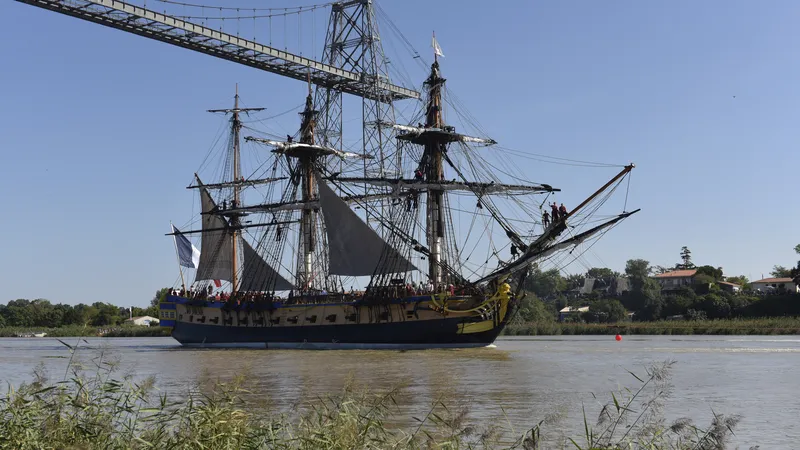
[195,186,233,282]
[317,179,417,276]
[240,239,295,291]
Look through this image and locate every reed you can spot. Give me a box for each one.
[0,325,171,338]
[0,341,748,449]
[505,317,800,336]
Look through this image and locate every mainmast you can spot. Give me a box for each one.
[297,78,318,290]
[423,60,446,287]
[208,85,264,294]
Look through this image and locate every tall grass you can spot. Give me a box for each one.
[0,341,749,449]
[505,317,800,336]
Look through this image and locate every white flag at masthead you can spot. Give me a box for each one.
[432,32,445,58]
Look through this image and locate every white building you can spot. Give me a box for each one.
[751,277,799,294]
[559,306,589,321]
[716,281,741,293]
[125,316,160,326]
[653,269,696,290]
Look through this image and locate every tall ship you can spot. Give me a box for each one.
[160,51,638,349]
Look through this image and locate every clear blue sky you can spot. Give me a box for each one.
[1,0,798,307]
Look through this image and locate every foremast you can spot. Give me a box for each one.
[208,85,264,294]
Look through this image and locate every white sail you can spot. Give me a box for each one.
[240,238,295,291]
[195,186,233,283]
[317,179,417,276]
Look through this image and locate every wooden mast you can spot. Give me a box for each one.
[297,75,318,290]
[231,85,241,294]
[208,85,264,295]
[424,49,446,288]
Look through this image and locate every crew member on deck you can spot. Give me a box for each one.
[510,244,518,258]
[551,202,559,222]
[542,210,550,228]
[559,203,568,220]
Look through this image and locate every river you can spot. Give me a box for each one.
[1,335,796,447]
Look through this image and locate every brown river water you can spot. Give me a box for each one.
[1,335,797,448]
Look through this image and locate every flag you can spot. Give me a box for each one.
[432,33,444,58]
[214,280,222,288]
[172,224,201,269]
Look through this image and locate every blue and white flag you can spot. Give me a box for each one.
[172,224,200,269]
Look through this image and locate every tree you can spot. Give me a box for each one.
[725,275,750,290]
[524,268,566,298]
[625,259,650,283]
[695,265,723,281]
[676,246,695,270]
[151,287,172,307]
[564,273,585,291]
[791,244,800,286]
[651,265,670,275]
[585,299,627,323]
[770,265,791,278]
[700,293,731,319]
[516,293,555,322]
[586,267,615,291]
[91,302,123,326]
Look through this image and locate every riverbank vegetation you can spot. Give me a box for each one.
[0,325,171,338]
[0,344,744,449]
[513,245,800,333]
[505,317,800,336]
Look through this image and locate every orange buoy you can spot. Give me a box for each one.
[615,334,622,341]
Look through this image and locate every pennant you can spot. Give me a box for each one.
[432,33,445,58]
[172,224,201,269]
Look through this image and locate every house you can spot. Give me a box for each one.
[716,281,741,294]
[653,269,697,290]
[125,316,160,326]
[750,278,799,294]
[559,306,589,321]
[573,276,630,296]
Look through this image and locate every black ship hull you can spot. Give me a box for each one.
[161,294,514,349]
[171,316,505,349]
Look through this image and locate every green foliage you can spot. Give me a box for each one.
[1,297,161,329]
[771,265,792,278]
[724,275,749,289]
[676,246,695,270]
[587,267,615,281]
[565,273,585,290]
[693,273,716,290]
[523,267,566,298]
[506,316,800,335]
[150,287,172,307]
[582,299,627,323]
[695,265,723,281]
[516,292,555,322]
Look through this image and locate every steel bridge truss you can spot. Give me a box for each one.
[16,0,420,104]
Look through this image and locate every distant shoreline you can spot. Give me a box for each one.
[504,317,800,335]
[3,318,800,338]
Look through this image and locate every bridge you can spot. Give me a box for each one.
[15,0,423,176]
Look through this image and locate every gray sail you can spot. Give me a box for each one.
[318,179,417,276]
[195,187,233,282]
[240,239,295,291]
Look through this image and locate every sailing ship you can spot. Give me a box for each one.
[159,52,639,349]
